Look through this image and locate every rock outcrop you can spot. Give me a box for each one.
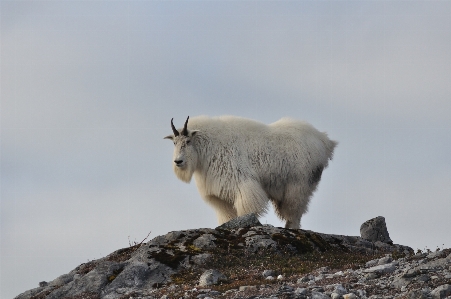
[15,215,446,299]
[360,216,393,244]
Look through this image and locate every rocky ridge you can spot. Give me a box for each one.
[14,216,451,299]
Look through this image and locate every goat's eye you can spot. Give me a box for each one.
[187,140,191,144]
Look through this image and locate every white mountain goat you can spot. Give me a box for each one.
[164,115,337,229]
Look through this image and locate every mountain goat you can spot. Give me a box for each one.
[164,115,337,229]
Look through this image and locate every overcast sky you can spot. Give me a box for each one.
[1,1,451,298]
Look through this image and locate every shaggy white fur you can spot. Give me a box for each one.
[164,115,337,229]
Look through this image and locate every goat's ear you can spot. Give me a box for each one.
[190,130,200,137]
[164,135,174,140]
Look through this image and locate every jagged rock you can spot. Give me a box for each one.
[427,250,448,259]
[198,269,227,287]
[366,259,379,267]
[46,261,124,299]
[103,261,174,296]
[265,276,275,280]
[357,290,367,297]
[331,292,342,299]
[216,213,261,230]
[263,269,276,277]
[378,255,393,265]
[296,288,308,295]
[407,289,427,299]
[14,217,421,299]
[191,253,212,266]
[312,291,330,299]
[430,284,451,299]
[391,275,412,289]
[334,284,348,295]
[360,216,393,244]
[280,285,294,292]
[244,234,278,252]
[364,262,397,274]
[193,234,217,250]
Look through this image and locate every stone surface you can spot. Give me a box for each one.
[312,291,330,299]
[360,216,393,244]
[198,269,227,287]
[295,288,308,295]
[14,216,427,299]
[378,255,393,265]
[334,284,348,295]
[408,289,427,299]
[331,292,342,299]
[216,213,261,230]
[191,253,213,266]
[343,293,357,299]
[239,285,257,291]
[193,234,217,250]
[262,270,276,277]
[244,234,278,252]
[364,262,397,274]
[430,284,451,299]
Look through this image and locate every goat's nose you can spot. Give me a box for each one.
[174,159,184,166]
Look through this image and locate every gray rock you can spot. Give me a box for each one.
[407,289,427,299]
[104,261,173,293]
[49,273,74,286]
[391,276,412,289]
[263,269,276,277]
[216,213,262,230]
[193,234,217,250]
[312,291,330,299]
[198,269,227,287]
[266,276,275,280]
[365,272,380,280]
[298,275,312,283]
[38,282,48,287]
[403,269,421,278]
[46,261,124,299]
[239,285,258,291]
[360,216,393,244]
[378,255,393,265]
[366,259,379,268]
[430,284,451,299]
[296,288,308,295]
[14,287,46,299]
[192,253,212,266]
[245,234,278,252]
[343,294,357,299]
[364,263,397,274]
[331,292,342,299]
[334,285,348,295]
[357,289,367,298]
[427,250,448,259]
[417,274,431,282]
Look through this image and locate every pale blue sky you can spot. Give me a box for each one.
[2,1,451,298]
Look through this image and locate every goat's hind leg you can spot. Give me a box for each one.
[272,184,309,229]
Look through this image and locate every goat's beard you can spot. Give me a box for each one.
[173,163,195,183]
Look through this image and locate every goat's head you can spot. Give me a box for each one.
[164,116,199,182]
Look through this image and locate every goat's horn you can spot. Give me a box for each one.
[182,116,189,136]
[171,118,179,136]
